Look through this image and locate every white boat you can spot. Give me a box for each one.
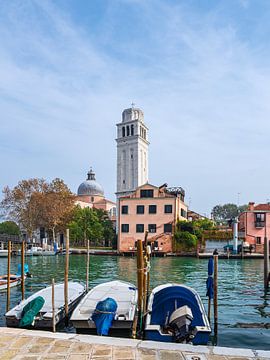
[0,274,24,291]
[5,282,85,329]
[0,250,8,257]
[18,247,55,256]
[71,280,138,336]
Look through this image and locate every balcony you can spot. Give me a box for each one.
[255,221,265,228]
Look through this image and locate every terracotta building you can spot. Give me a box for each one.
[238,202,270,253]
[76,168,116,222]
[118,183,188,254]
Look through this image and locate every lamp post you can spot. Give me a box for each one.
[233,218,239,254]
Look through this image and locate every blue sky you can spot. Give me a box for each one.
[1,0,270,215]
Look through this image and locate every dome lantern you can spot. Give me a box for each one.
[77,167,104,197]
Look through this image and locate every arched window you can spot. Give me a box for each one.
[131,124,134,136]
[127,126,130,136]
[122,127,125,137]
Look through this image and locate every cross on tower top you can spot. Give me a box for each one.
[131,102,135,109]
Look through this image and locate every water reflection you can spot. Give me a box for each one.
[0,255,269,349]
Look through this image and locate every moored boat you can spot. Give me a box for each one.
[0,274,24,291]
[71,280,138,336]
[144,283,211,345]
[0,249,8,257]
[5,282,85,329]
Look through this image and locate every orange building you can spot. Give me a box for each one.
[118,183,188,254]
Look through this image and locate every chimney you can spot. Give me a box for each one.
[248,202,255,211]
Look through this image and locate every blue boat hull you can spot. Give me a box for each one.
[144,284,211,345]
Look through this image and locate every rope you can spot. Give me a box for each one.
[93,309,116,315]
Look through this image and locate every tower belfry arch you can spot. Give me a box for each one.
[116,106,149,199]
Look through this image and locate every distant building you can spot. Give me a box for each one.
[118,183,188,254]
[76,168,116,222]
[187,210,208,222]
[238,201,270,253]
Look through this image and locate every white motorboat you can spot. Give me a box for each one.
[71,280,138,336]
[0,274,25,291]
[5,282,85,328]
[0,249,8,257]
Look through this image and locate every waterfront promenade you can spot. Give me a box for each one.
[0,327,269,360]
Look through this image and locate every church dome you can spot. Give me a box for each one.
[77,168,104,197]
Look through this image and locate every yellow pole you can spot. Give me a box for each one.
[64,229,69,319]
[6,240,11,312]
[86,239,90,292]
[21,240,25,300]
[52,278,56,332]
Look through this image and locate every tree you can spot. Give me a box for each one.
[1,178,48,240]
[0,221,20,235]
[42,178,75,243]
[94,209,116,247]
[212,203,248,224]
[174,230,197,250]
[69,207,103,247]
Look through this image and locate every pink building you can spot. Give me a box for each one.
[118,183,188,254]
[238,202,270,253]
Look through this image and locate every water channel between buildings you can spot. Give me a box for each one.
[0,255,269,350]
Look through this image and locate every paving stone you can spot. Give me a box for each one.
[15,356,40,360]
[10,336,34,348]
[113,346,135,359]
[159,350,184,360]
[255,351,270,359]
[0,349,20,360]
[54,340,74,347]
[92,344,112,357]
[212,347,253,358]
[27,344,50,354]
[42,356,66,360]
[138,348,157,360]
[68,355,89,360]
[35,337,55,345]
[206,355,228,360]
[70,342,92,354]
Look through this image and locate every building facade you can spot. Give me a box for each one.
[118,183,188,254]
[238,202,270,253]
[116,107,149,199]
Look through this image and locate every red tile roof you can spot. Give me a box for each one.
[254,204,270,211]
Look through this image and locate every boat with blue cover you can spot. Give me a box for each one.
[71,280,138,336]
[144,283,211,344]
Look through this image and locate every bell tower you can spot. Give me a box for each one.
[116,106,149,199]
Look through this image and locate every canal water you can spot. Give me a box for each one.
[0,255,269,350]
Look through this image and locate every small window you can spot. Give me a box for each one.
[181,208,187,218]
[148,224,156,233]
[165,205,172,213]
[121,224,129,233]
[140,189,154,198]
[127,126,130,136]
[136,224,144,233]
[121,205,128,214]
[137,205,144,214]
[131,124,134,136]
[91,196,94,202]
[256,237,261,244]
[149,205,157,214]
[164,223,172,233]
[122,127,125,137]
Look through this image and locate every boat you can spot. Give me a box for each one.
[71,280,138,336]
[0,274,24,291]
[0,249,8,257]
[5,282,85,329]
[144,283,211,345]
[17,246,56,256]
[0,264,31,292]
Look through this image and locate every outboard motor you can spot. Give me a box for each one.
[169,305,193,342]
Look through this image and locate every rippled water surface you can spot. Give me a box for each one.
[0,255,269,349]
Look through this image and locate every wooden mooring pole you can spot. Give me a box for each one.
[6,240,11,312]
[86,239,90,293]
[264,216,269,290]
[64,229,70,322]
[21,240,25,300]
[137,239,144,332]
[52,278,56,333]
[213,254,218,335]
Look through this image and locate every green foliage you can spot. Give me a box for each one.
[0,221,20,235]
[174,218,214,252]
[69,207,115,247]
[212,203,248,224]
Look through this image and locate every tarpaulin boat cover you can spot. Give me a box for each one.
[16,264,29,276]
[19,296,45,327]
[92,297,117,335]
